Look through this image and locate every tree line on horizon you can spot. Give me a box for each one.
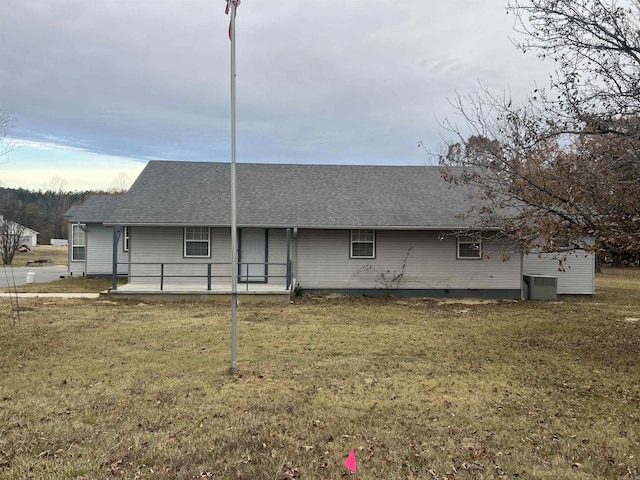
[0,185,117,246]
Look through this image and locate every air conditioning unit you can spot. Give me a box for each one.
[523,274,557,300]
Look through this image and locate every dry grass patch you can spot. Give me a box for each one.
[6,245,68,267]
[0,271,639,479]
[2,277,125,294]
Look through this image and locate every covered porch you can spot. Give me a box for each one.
[107,226,294,303]
[107,260,292,303]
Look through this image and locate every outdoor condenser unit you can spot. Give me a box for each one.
[523,274,558,300]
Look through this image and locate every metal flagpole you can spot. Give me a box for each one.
[228,0,239,374]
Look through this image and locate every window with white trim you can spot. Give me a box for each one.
[71,224,86,261]
[350,229,375,258]
[123,226,129,252]
[184,227,210,257]
[457,233,482,259]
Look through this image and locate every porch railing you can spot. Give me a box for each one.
[111,261,292,291]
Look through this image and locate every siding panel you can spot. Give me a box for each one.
[523,250,595,294]
[85,225,127,275]
[85,225,128,276]
[128,227,289,288]
[295,229,521,292]
[130,227,200,287]
[86,225,111,275]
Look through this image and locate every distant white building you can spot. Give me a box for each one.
[19,226,39,249]
[0,215,39,250]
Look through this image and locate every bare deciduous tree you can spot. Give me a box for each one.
[0,219,25,265]
[41,176,72,240]
[108,171,132,194]
[509,0,640,129]
[0,194,33,265]
[0,110,15,162]
[440,0,640,258]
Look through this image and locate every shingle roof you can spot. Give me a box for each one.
[104,161,484,229]
[65,195,124,223]
[64,205,80,218]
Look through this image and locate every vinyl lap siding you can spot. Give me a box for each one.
[129,226,209,287]
[295,229,521,291]
[68,224,129,277]
[523,250,595,294]
[210,227,232,284]
[128,227,288,288]
[86,225,129,275]
[69,261,85,277]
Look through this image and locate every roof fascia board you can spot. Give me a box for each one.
[103,222,501,231]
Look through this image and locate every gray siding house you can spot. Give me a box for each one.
[65,195,129,277]
[93,161,525,299]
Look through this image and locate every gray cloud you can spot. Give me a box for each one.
[0,0,552,167]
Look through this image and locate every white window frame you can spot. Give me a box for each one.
[71,223,86,262]
[123,226,129,252]
[457,232,482,259]
[184,227,211,258]
[350,229,376,259]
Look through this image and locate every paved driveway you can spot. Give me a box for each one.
[0,265,70,288]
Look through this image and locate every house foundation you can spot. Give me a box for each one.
[104,283,291,304]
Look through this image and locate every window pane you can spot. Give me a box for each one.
[352,243,373,257]
[185,227,210,256]
[350,229,375,257]
[459,242,481,258]
[72,225,85,245]
[73,246,86,261]
[186,241,209,257]
[352,229,373,242]
[186,227,209,241]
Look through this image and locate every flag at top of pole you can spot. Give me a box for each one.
[225,0,240,40]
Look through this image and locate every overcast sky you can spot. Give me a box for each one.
[0,0,552,191]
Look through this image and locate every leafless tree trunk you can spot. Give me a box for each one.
[0,206,27,265]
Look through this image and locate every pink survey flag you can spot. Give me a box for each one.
[344,449,357,472]
[225,0,241,40]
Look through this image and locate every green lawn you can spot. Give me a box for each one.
[0,269,638,479]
